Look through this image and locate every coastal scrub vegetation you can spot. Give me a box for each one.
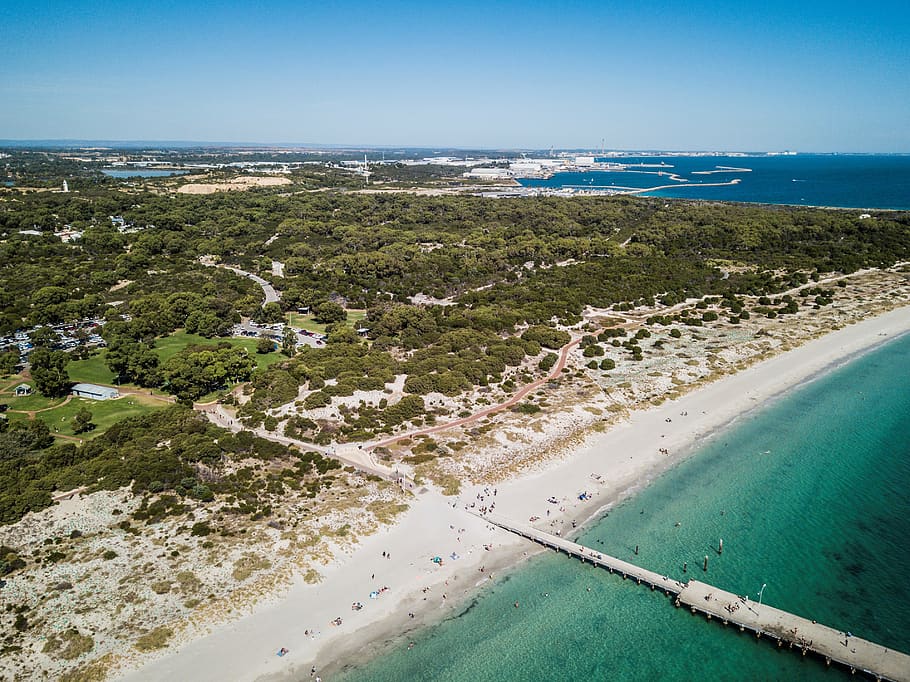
[0,406,339,524]
[2,154,910,521]
[2,151,910,681]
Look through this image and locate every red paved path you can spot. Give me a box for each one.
[369,336,582,451]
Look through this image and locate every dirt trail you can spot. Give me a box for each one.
[7,394,73,419]
[369,335,583,451]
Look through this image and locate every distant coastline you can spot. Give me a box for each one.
[516,154,910,210]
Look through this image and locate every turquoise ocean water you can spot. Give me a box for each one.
[342,332,910,681]
[518,155,910,210]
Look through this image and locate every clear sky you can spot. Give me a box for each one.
[1,0,909,151]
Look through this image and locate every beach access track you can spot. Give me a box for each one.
[484,513,910,682]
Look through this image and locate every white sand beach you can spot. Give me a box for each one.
[115,304,910,682]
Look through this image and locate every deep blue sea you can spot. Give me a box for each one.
[341,332,910,681]
[518,155,910,210]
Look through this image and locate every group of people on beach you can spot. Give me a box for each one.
[467,487,497,515]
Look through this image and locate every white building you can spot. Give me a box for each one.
[509,162,545,174]
[463,167,512,179]
[72,383,119,400]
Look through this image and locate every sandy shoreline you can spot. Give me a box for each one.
[114,304,910,682]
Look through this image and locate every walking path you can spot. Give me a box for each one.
[195,402,407,486]
[7,394,72,418]
[367,336,582,451]
[485,514,910,682]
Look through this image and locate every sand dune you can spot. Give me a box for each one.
[115,304,910,682]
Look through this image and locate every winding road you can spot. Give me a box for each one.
[199,259,280,306]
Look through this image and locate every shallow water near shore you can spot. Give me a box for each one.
[339,332,910,681]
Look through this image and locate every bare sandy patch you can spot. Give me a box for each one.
[177,176,291,194]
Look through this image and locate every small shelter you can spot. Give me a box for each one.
[14,383,32,396]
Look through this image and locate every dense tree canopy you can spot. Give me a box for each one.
[29,348,71,397]
[162,343,255,402]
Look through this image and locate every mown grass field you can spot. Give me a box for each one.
[68,330,285,388]
[66,354,117,385]
[5,393,166,439]
[152,331,283,370]
[286,309,366,334]
[5,329,290,439]
[1,388,68,413]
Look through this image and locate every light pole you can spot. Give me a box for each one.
[758,583,767,606]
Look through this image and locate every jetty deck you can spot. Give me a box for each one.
[485,513,686,594]
[485,514,910,682]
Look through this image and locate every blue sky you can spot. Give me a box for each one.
[1,0,909,151]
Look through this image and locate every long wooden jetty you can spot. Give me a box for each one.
[485,514,910,682]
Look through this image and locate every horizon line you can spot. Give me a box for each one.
[1,139,908,155]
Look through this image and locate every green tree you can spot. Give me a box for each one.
[314,301,347,324]
[256,337,275,354]
[327,326,360,345]
[163,344,255,402]
[521,326,570,350]
[257,301,285,324]
[71,407,95,434]
[0,350,18,376]
[0,419,53,460]
[281,327,297,356]
[538,352,557,371]
[303,391,331,409]
[185,310,232,338]
[104,337,161,386]
[29,348,71,397]
[28,326,57,349]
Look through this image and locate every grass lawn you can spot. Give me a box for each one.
[154,331,284,371]
[0,373,29,393]
[153,331,218,362]
[69,332,284,389]
[287,309,366,334]
[4,392,69,412]
[6,394,166,439]
[67,354,117,385]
